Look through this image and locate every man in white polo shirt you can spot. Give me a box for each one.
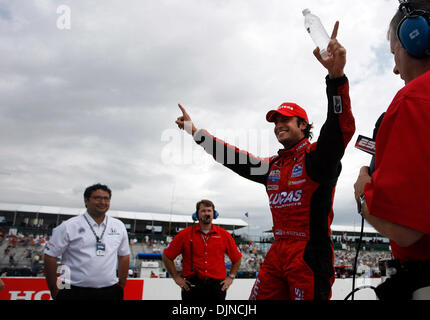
[44,183,130,300]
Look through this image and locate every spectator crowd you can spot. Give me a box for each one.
[1,227,391,279]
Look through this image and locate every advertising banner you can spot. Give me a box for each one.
[0,278,144,300]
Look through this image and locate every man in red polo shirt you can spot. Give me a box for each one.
[162,199,242,301]
[354,0,430,300]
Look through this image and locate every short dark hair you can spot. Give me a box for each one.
[297,117,314,140]
[388,0,430,40]
[84,183,112,200]
[196,199,215,212]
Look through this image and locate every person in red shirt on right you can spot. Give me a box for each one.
[354,0,430,300]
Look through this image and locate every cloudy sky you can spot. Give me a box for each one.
[0,0,404,236]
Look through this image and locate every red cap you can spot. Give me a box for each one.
[266,102,309,123]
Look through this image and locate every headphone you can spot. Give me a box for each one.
[191,209,219,221]
[397,0,430,58]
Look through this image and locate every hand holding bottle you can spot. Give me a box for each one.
[303,9,331,60]
[313,21,346,79]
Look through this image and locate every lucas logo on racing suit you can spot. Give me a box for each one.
[269,190,302,207]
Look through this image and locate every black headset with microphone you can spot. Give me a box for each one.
[191,209,219,221]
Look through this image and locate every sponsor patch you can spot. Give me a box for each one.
[291,164,303,178]
[268,169,281,183]
[296,141,308,152]
[108,227,120,236]
[269,190,302,205]
[275,229,307,238]
[267,185,279,191]
[295,288,305,300]
[288,178,306,186]
[333,95,343,114]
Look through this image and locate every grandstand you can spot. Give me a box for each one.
[0,202,248,277]
[0,202,247,235]
[0,202,391,279]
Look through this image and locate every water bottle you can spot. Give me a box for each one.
[303,8,330,60]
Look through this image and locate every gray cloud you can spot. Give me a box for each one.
[0,0,400,236]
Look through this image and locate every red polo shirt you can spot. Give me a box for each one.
[164,224,242,280]
[364,68,430,263]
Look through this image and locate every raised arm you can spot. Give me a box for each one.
[306,21,355,183]
[175,104,271,184]
[313,21,346,79]
[176,104,198,136]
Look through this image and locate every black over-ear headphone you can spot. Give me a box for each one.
[397,0,430,58]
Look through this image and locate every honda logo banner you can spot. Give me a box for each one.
[0,278,144,300]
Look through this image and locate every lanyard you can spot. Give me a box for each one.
[200,232,211,243]
[190,225,212,274]
[83,214,108,243]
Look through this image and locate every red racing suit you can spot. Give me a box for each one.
[194,75,355,299]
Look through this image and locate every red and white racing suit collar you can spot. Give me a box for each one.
[277,138,310,158]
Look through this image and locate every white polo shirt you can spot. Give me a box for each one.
[45,212,130,288]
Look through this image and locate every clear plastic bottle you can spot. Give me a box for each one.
[303,8,330,60]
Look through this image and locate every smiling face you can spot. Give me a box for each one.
[84,188,111,217]
[274,114,306,149]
